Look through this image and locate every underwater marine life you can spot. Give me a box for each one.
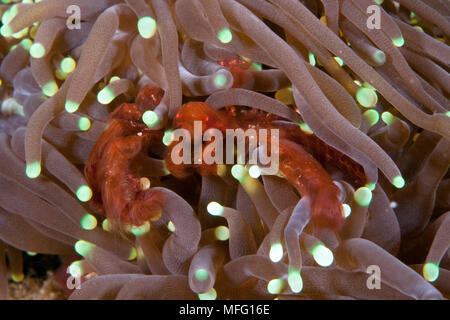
[0,0,448,300]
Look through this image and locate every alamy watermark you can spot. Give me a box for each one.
[366,265,381,289]
[64,4,383,32]
[66,5,81,30]
[169,121,280,174]
[367,5,382,30]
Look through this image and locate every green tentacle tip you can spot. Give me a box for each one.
[109,76,120,83]
[80,214,97,230]
[310,243,334,267]
[334,56,344,67]
[195,269,209,281]
[363,109,380,127]
[11,273,24,283]
[1,3,17,24]
[198,288,217,300]
[65,100,80,113]
[308,52,316,66]
[217,28,232,44]
[342,203,351,218]
[392,36,405,47]
[29,42,46,58]
[356,87,378,108]
[142,110,159,127]
[267,278,285,294]
[162,130,173,146]
[365,182,376,191]
[102,219,111,232]
[26,162,41,179]
[60,57,76,73]
[299,122,313,134]
[207,201,224,216]
[231,164,247,182]
[373,50,386,64]
[128,247,137,261]
[76,185,93,202]
[97,87,115,105]
[251,62,262,71]
[445,111,450,118]
[68,261,83,278]
[214,226,229,241]
[423,262,439,282]
[42,81,58,97]
[167,221,176,232]
[381,111,395,125]
[78,117,91,131]
[0,25,12,37]
[287,268,303,293]
[248,165,261,179]
[128,222,150,236]
[392,175,405,189]
[138,16,157,39]
[269,242,283,263]
[74,240,95,257]
[214,73,227,88]
[354,187,372,207]
[20,38,32,51]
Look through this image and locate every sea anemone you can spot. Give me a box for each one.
[0,0,448,300]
